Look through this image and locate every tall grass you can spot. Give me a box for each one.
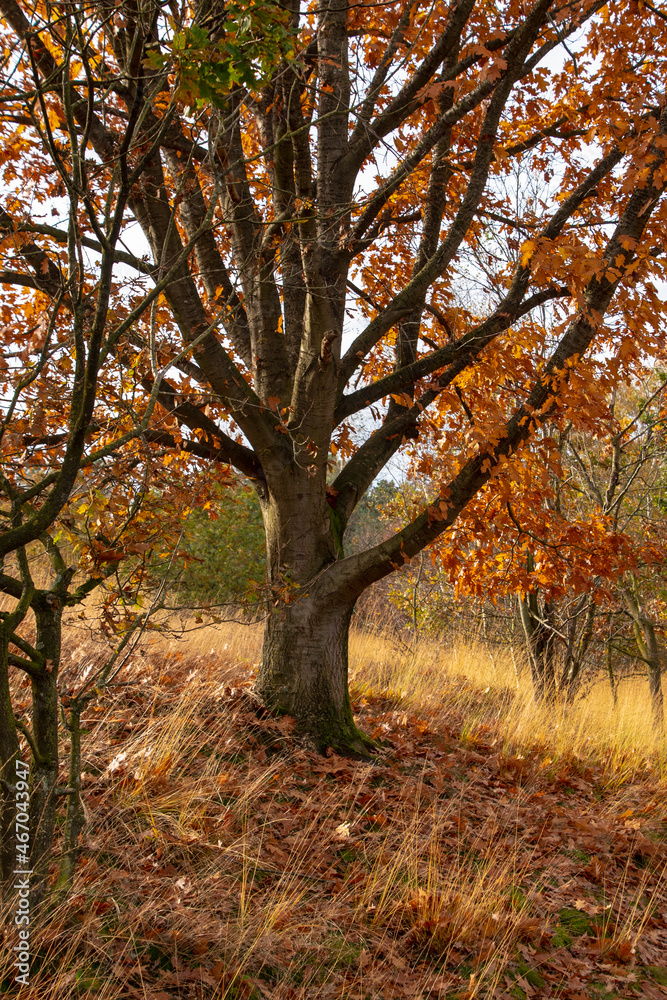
[131,609,665,768]
[348,625,666,770]
[1,610,665,999]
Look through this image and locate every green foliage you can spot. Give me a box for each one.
[323,932,366,970]
[164,482,265,606]
[348,479,457,634]
[147,3,295,108]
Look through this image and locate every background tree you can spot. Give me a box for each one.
[2,0,667,755]
[419,376,667,730]
[151,480,266,608]
[562,381,667,731]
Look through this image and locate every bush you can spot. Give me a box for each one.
[161,482,266,607]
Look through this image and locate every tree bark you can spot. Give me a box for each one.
[256,595,373,756]
[28,600,62,907]
[623,585,665,737]
[0,567,33,901]
[606,635,618,708]
[0,628,20,897]
[56,700,85,896]
[561,596,596,703]
[518,593,557,704]
[254,480,374,756]
[633,619,664,737]
[646,645,665,737]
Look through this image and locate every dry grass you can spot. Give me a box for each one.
[349,626,667,773]
[1,614,666,999]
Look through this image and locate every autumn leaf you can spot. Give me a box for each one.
[520,239,537,266]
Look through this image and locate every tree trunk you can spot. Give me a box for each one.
[646,648,664,737]
[252,472,378,756]
[518,593,557,704]
[256,593,374,756]
[29,601,62,907]
[561,596,595,703]
[56,700,85,897]
[606,636,618,708]
[622,580,665,737]
[0,628,21,897]
[631,619,664,737]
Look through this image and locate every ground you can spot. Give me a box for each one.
[1,625,666,999]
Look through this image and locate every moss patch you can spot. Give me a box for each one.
[557,906,592,936]
[649,966,667,985]
[515,958,546,987]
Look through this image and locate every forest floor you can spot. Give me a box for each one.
[1,620,666,1000]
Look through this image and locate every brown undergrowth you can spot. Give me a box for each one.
[1,619,666,999]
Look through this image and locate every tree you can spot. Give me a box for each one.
[0,56,141,897]
[560,381,667,731]
[421,376,667,729]
[0,2,235,896]
[2,0,667,755]
[0,433,211,902]
[151,481,266,607]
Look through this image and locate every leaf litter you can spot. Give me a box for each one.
[2,642,666,1000]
